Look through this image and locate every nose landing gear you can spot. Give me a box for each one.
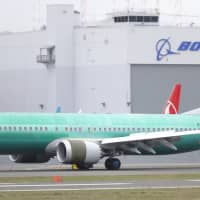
[104,158,121,170]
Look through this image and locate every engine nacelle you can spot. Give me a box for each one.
[57,140,102,164]
[9,154,50,163]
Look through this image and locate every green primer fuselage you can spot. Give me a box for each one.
[0,113,200,155]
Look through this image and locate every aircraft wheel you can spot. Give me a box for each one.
[105,158,121,170]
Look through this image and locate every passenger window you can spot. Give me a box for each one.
[29,127,32,131]
[65,127,68,131]
[9,127,12,131]
[79,127,82,132]
[40,127,43,131]
[45,127,48,131]
[35,127,38,131]
[24,127,27,131]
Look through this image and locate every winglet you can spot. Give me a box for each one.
[56,106,61,113]
[163,83,181,114]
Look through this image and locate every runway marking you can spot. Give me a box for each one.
[1,186,200,192]
[188,179,200,182]
[0,182,132,188]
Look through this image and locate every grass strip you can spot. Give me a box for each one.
[0,188,200,200]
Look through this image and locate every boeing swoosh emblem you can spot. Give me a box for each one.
[156,38,179,61]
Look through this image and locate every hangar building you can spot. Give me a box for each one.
[0,4,200,113]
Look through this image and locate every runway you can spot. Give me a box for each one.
[1,155,200,191]
[1,152,200,177]
[1,179,200,192]
[0,163,200,177]
[1,154,200,182]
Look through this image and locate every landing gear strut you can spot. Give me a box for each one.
[76,163,93,170]
[105,158,121,170]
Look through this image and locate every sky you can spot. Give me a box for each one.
[0,0,200,32]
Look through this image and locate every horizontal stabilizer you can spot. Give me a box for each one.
[183,108,200,115]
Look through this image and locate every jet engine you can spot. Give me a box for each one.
[57,140,102,164]
[9,153,50,163]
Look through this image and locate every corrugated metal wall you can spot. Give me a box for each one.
[131,64,200,113]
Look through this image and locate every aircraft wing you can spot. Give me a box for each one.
[101,129,200,154]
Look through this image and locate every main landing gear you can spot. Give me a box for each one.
[105,158,121,170]
[76,163,93,170]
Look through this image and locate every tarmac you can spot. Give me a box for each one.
[1,154,200,191]
[1,163,200,177]
[1,152,200,176]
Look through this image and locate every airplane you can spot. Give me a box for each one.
[5,83,187,170]
[5,112,200,170]
[59,84,181,170]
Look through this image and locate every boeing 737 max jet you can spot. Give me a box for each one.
[3,83,194,171]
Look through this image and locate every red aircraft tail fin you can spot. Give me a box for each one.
[163,83,181,114]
